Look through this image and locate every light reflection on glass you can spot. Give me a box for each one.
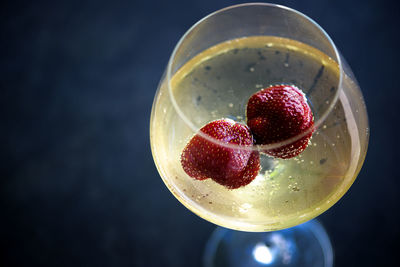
[253,242,273,264]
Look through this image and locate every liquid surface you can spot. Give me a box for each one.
[150,36,368,231]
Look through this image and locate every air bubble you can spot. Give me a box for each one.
[239,203,253,213]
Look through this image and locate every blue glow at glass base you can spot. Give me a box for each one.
[253,242,273,264]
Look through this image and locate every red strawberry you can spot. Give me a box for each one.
[181,119,260,189]
[246,85,314,159]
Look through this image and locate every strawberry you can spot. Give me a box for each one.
[246,85,314,159]
[181,119,260,189]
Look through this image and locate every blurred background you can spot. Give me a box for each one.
[1,0,399,266]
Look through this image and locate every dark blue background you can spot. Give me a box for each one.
[1,0,399,266]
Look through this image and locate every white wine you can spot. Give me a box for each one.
[150,36,368,231]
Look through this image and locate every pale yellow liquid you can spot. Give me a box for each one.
[150,36,368,231]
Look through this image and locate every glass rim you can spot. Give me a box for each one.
[166,2,343,151]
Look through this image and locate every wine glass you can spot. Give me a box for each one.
[150,3,369,266]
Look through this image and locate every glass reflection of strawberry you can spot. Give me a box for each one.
[181,119,260,189]
[246,85,314,159]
